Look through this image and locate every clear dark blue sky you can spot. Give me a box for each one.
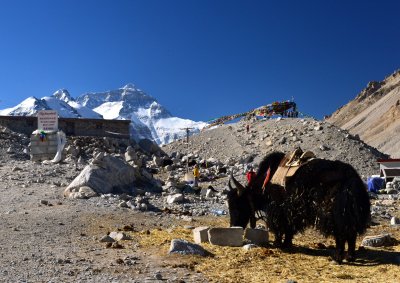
[0,0,399,121]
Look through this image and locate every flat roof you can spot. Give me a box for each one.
[381,168,400,177]
[377,159,400,163]
[0,115,130,124]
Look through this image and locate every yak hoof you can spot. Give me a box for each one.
[330,255,343,265]
[346,255,356,262]
[282,242,293,249]
[330,258,342,265]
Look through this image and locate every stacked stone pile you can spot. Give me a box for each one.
[30,131,59,161]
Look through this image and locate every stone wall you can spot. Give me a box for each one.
[30,132,59,161]
[0,116,130,138]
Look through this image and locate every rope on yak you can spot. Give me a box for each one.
[261,166,271,193]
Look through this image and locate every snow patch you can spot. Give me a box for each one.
[93,101,124,120]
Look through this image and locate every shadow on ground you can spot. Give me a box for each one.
[280,244,400,266]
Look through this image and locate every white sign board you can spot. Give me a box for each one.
[38,110,58,131]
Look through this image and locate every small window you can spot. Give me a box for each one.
[96,123,103,129]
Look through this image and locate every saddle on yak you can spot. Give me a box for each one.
[270,147,316,187]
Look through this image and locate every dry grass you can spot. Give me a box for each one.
[135,216,400,283]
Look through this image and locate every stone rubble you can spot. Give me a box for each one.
[0,118,399,281]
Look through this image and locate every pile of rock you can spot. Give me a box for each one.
[384,177,400,194]
[163,118,388,179]
[0,126,30,161]
[59,136,233,217]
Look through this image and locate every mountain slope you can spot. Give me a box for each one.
[327,70,400,158]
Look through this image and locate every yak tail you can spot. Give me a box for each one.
[335,176,371,235]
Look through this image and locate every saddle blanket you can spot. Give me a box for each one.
[270,148,315,187]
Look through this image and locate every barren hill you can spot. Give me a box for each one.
[327,70,400,158]
[163,117,387,179]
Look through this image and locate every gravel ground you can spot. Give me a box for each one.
[0,117,397,282]
[0,131,214,282]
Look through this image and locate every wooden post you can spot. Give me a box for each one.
[180,127,194,173]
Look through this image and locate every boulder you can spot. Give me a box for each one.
[99,235,115,243]
[78,186,98,198]
[109,232,131,241]
[167,194,184,204]
[138,138,160,154]
[168,239,211,257]
[361,233,396,247]
[153,155,163,166]
[124,148,137,162]
[64,154,136,197]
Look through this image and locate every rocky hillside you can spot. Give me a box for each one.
[162,117,388,180]
[327,70,400,158]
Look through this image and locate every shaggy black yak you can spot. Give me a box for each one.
[227,151,371,264]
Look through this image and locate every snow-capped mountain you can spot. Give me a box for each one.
[0,97,49,116]
[0,85,207,144]
[76,84,207,144]
[0,90,102,119]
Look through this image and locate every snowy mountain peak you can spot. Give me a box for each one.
[0,96,49,116]
[121,83,136,90]
[52,89,73,103]
[0,84,207,144]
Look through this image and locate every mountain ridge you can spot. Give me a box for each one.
[0,84,207,144]
[327,69,400,158]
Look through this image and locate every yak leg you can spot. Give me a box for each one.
[248,196,257,228]
[346,233,357,262]
[248,197,256,228]
[274,232,283,247]
[333,236,346,264]
[283,231,294,248]
[249,215,256,228]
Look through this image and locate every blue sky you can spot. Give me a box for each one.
[0,0,399,121]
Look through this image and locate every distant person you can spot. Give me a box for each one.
[193,164,200,187]
[246,124,250,133]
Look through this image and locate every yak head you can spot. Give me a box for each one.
[226,151,286,229]
[227,173,254,229]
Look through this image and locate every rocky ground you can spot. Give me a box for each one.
[0,128,212,282]
[0,117,399,282]
[163,117,387,179]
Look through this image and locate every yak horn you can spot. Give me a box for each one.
[228,178,233,191]
[230,172,246,196]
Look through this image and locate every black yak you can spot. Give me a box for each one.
[227,151,371,264]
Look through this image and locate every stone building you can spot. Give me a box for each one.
[0,115,131,138]
[378,158,400,182]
